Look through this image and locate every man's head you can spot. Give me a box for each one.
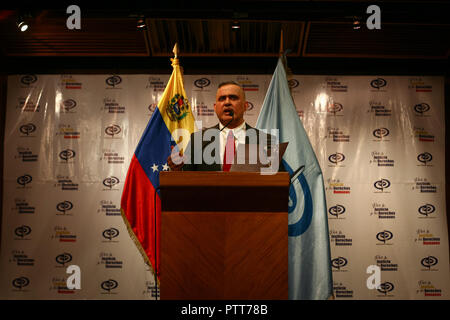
[214,81,248,129]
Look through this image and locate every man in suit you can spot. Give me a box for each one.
[168,81,281,172]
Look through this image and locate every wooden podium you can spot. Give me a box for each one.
[159,171,289,300]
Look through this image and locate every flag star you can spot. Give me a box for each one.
[151,164,159,172]
[162,163,169,171]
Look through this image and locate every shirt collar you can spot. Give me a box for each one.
[219,121,246,135]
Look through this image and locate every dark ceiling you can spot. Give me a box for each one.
[0,1,449,74]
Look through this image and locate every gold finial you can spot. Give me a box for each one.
[171,43,180,66]
[173,43,179,59]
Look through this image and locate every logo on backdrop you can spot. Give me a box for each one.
[327,103,343,116]
[146,77,166,91]
[10,250,35,266]
[56,201,74,215]
[372,127,390,140]
[326,178,351,194]
[412,177,437,193]
[327,127,350,142]
[375,255,398,271]
[370,203,396,219]
[57,124,80,139]
[374,179,391,193]
[20,74,37,87]
[14,198,35,214]
[52,226,77,242]
[143,281,160,298]
[59,149,76,162]
[236,76,259,92]
[414,103,431,116]
[103,98,126,114]
[331,257,348,271]
[420,256,438,271]
[329,229,353,246]
[101,279,119,294]
[148,103,157,114]
[104,125,122,138]
[413,127,434,142]
[15,147,38,162]
[418,204,435,217]
[98,252,123,269]
[98,200,121,216]
[194,78,211,89]
[19,123,37,137]
[328,152,345,166]
[194,102,215,117]
[101,149,125,164]
[370,151,394,167]
[370,78,387,91]
[55,253,73,266]
[17,98,40,112]
[105,75,122,88]
[55,175,79,191]
[103,177,120,190]
[415,228,440,246]
[288,79,299,89]
[102,228,120,241]
[368,100,391,116]
[12,277,30,291]
[326,78,348,92]
[417,152,432,166]
[417,280,442,297]
[14,225,32,239]
[376,230,393,244]
[333,282,354,298]
[50,276,75,294]
[409,78,433,92]
[328,204,346,219]
[17,174,32,188]
[377,282,394,296]
[61,99,77,112]
[61,75,82,89]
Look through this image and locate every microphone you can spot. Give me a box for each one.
[220,110,234,131]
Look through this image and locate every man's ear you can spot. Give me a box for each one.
[244,101,249,111]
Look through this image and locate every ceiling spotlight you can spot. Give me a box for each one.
[136,18,146,30]
[17,19,28,32]
[352,16,361,30]
[231,20,240,30]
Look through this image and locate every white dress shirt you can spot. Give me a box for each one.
[218,121,247,166]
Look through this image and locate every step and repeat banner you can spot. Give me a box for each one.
[0,73,448,299]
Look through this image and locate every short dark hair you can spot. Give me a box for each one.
[218,81,242,89]
[217,81,246,100]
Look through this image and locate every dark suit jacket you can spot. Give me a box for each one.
[182,123,285,172]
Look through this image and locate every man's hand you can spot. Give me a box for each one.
[167,145,184,171]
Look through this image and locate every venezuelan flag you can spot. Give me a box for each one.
[121,48,195,280]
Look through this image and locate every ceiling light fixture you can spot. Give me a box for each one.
[136,18,146,30]
[352,16,361,30]
[17,18,28,32]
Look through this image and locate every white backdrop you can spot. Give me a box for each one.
[0,74,448,299]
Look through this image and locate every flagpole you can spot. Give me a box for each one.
[279,29,284,56]
[154,43,180,300]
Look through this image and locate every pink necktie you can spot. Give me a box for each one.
[223,130,235,172]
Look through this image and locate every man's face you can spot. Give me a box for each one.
[214,84,248,128]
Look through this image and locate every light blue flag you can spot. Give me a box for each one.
[256,56,333,300]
